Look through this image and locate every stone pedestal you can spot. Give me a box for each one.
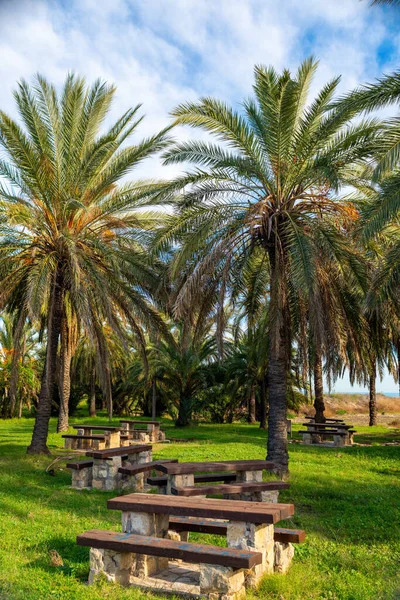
[105,431,121,448]
[64,438,73,450]
[199,564,245,599]
[274,541,294,573]
[311,433,322,444]
[227,520,274,586]
[120,472,145,492]
[235,470,262,483]
[89,547,135,585]
[92,456,121,491]
[121,511,169,577]
[167,473,194,495]
[333,434,346,447]
[71,466,93,490]
[302,433,312,444]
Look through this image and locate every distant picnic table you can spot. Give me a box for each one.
[299,420,356,446]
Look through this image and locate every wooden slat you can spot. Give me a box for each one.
[107,493,293,523]
[299,430,347,436]
[72,425,122,431]
[146,473,238,487]
[274,528,306,544]
[62,434,106,440]
[76,529,262,569]
[66,460,94,470]
[168,517,306,544]
[120,420,161,425]
[157,460,275,475]
[171,481,290,496]
[118,459,178,476]
[86,444,151,459]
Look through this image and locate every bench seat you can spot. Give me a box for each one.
[168,516,306,543]
[66,460,94,470]
[62,434,106,440]
[77,529,262,569]
[147,472,237,487]
[118,459,178,476]
[171,481,290,496]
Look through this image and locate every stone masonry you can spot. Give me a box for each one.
[71,466,93,490]
[122,511,169,576]
[227,520,275,587]
[273,541,295,574]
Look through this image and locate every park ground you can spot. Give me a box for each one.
[0,409,399,600]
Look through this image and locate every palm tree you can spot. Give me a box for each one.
[156,58,380,472]
[0,74,171,453]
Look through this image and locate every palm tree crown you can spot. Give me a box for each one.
[0,73,170,453]
[156,57,380,471]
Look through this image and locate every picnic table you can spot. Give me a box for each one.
[67,444,153,491]
[120,420,165,442]
[73,424,122,448]
[77,492,303,595]
[152,459,286,503]
[299,421,356,446]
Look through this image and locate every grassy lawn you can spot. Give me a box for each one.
[0,415,399,600]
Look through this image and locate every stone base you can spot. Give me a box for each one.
[224,490,279,503]
[71,467,93,490]
[302,433,312,444]
[200,564,245,598]
[92,456,121,491]
[227,520,274,583]
[274,542,294,574]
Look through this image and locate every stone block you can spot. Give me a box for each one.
[88,547,135,586]
[122,511,169,537]
[200,565,245,595]
[235,470,262,483]
[167,473,194,494]
[302,433,312,444]
[71,466,92,490]
[227,520,274,579]
[274,541,294,573]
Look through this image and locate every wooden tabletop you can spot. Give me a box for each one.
[156,460,275,475]
[85,444,152,459]
[303,422,353,429]
[120,420,161,425]
[73,425,122,431]
[107,493,293,524]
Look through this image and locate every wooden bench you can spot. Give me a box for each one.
[147,472,237,488]
[79,493,297,593]
[77,529,262,569]
[171,480,290,497]
[168,516,306,543]
[62,434,106,450]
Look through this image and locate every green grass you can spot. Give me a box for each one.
[0,415,399,600]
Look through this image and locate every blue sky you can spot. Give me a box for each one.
[0,0,400,393]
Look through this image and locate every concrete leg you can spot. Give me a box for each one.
[199,564,246,598]
[88,547,135,585]
[227,520,275,585]
[235,470,262,483]
[274,541,295,573]
[71,467,93,490]
[167,473,194,495]
[121,511,169,577]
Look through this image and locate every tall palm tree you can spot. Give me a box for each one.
[0,73,171,453]
[156,58,380,472]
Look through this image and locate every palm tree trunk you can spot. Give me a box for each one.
[89,366,97,417]
[8,311,26,418]
[266,261,289,474]
[27,269,64,454]
[176,396,190,427]
[259,375,267,429]
[248,385,256,423]
[369,360,377,426]
[313,346,325,423]
[57,318,72,432]
[152,377,157,420]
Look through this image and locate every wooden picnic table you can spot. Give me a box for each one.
[71,424,122,449]
[300,422,356,446]
[77,493,303,594]
[154,460,278,501]
[120,420,164,442]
